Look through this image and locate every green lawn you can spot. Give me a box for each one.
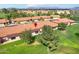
[56,24,79,53]
[0,24,79,54]
[0,40,47,54]
[0,13,7,19]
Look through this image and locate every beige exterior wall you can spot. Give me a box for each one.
[32,32,42,36]
[17,10,49,14]
[0,24,5,27]
[34,19,39,22]
[2,36,21,45]
[44,19,53,21]
[32,29,42,36]
[57,10,70,14]
[51,15,60,19]
[20,21,28,24]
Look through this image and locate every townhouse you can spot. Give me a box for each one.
[53,18,75,25]
[0,18,75,44]
[17,10,49,14]
[13,16,51,24]
[0,16,52,27]
[17,9,70,15]
[0,19,9,27]
[56,10,70,14]
[51,15,60,19]
[13,17,32,24]
[0,21,58,44]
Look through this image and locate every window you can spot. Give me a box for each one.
[4,23,6,25]
[35,31,39,33]
[30,19,32,21]
[0,38,5,43]
[11,37,16,40]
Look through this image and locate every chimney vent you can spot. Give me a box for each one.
[34,22,37,27]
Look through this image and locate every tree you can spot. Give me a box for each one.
[40,17,44,21]
[70,10,79,16]
[11,13,18,19]
[59,11,71,18]
[54,12,59,15]
[37,12,41,16]
[1,8,9,14]
[69,16,79,22]
[36,25,59,53]
[20,30,35,44]
[58,23,67,30]
[6,13,12,24]
[50,16,53,19]
[75,33,79,37]
[8,8,17,13]
[59,13,66,18]
[70,10,79,21]
[47,11,52,16]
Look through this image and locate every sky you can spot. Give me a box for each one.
[0,4,79,9]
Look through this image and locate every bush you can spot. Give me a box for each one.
[58,23,67,30]
[20,30,35,44]
[75,33,79,37]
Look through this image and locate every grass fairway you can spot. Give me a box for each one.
[0,13,7,18]
[0,24,79,54]
[57,24,79,54]
[0,40,47,54]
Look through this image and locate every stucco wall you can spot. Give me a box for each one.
[0,24,5,27]
[2,36,21,44]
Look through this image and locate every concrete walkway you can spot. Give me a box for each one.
[1,39,20,45]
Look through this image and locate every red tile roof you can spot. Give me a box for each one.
[0,19,9,24]
[14,16,51,22]
[53,18,75,24]
[14,17,32,22]
[31,16,41,19]
[0,18,75,38]
[40,16,51,19]
[0,21,58,37]
[0,16,51,23]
